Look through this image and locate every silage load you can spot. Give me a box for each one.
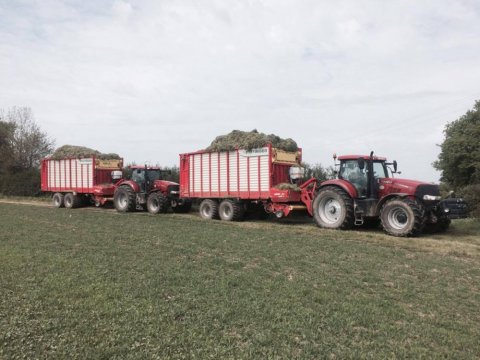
[50,145,121,160]
[275,183,301,191]
[206,130,298,152]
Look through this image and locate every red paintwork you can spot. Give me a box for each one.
[152,180,178,193]
[41,156,123,194]
[92,183,116,196]
[180,145,279,200]
[116,179,141,193]
[320,179,359,198]
[269,188,302,203]
[377,178,428,199]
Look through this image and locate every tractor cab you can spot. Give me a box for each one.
[130,166,164,193]
[336,153,394,199]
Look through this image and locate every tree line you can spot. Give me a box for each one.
[0,107,54,196]
[0,104,478,216]
[433,100,480,217]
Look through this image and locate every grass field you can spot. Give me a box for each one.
[1,202,479,359]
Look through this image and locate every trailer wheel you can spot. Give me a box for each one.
[114,186,136,212]
[64,193,81,209]
[147,192,168,214]
[313,187,354,230]
[380,198,425,237]
[52,193,64,208]
[219,199,245,221]
[199,199,219,220]
[172,200,192,213]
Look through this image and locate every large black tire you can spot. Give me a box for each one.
[114,186,136,212]
[52,193,64,208]
[172,200,192,214]
[64,193,82,209]
[380,198,425,237]
[199,199,219,220]
[146,192,168,214]
[312,187,354,230]
[219,199,245,221]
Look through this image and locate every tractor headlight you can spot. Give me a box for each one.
[423,195,441,201]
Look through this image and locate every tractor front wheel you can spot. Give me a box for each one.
[313,187,354,230]
[114,186,136,212]
[219,199,245,221]
[199,199,219,220]
[147,192,168,214]
[380,198,425,237]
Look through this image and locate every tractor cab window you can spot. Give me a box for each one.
[146,170,161,182]
[339,160,368,197]
[373,161,388,179]
[132,169,145,184]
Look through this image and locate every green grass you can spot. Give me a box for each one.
[1,203,479,359]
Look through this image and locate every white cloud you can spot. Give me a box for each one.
[0,0,479,181]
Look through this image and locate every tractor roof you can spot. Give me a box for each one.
[337,154,387,161]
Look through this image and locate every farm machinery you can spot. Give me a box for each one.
[41,157,190,213]
[113,165,191,214]
[179,146,467,237]
[42,146,467,237]
[311,152,467,236]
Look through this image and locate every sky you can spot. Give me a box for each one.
[1,0,479,182]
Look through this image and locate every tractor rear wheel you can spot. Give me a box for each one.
[114,186,136,212]
[52,193,64,208]
[380,198,425,237]
[219,199,245,221]
[147,192,168,214]
[313,187,354,230]
[199,199,219,220]
[64,193,81,209]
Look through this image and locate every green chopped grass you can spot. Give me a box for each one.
[0,203,479,359]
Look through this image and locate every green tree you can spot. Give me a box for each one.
[1,107,55,171]
[0,121,15,173]
[434,100,480,188]
[303,163,334,182]
[0,107,54,196]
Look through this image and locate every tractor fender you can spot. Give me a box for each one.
[375,193,410,215]
[115,180,140,193]
[319,179,358,199]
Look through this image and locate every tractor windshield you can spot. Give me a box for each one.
[372,161,388,179]
[131,169,162,184]
[339,160,368,196]
[146,170,161,181]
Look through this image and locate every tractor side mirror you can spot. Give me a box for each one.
[357,158,365,170]
[393,160,398,173]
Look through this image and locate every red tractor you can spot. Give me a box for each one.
[113,166,191,214]
[312,152,467,237]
